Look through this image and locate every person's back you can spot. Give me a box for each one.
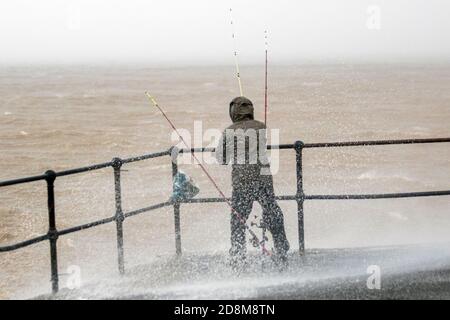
[215,97,270,185]
[215,96,289,267]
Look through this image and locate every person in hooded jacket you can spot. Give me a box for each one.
[215,96,290,266]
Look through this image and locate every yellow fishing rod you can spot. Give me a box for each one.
[230,8,244,96]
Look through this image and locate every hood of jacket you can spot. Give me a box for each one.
[229,96,254,123]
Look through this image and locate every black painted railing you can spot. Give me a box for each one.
[1,137,449,294]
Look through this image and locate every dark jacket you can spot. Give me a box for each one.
[215,97,270,187]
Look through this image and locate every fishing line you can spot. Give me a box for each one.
[230,8,244,96]
[145,92,271,256]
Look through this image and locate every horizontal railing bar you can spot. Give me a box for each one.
[57,216,117,237]
[0,202,174,251]
[304,138,450,149]
[277,195,297,200]
[269,144,295,150]
[122,150,171,164]
[306,190,450,200]
[179,144,296,154]
[57,150,172,177]
[0,174,47,188]
[181,191,450,204]
[1,138,449,187]
[57,150,171,177]
[181,197,228,203]
[124,201,173,219]
[1,190,449,252]
[56,162,113,177]
[178,138,450,153]
[179,147,215,154]
[181,195,297,204]
[0,151,171,188]
[0,234,49,252]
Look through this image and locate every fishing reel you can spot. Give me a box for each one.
[250,235,260,248]
[250,215,269,248]
[251,217,268,234]
[250,214,265,229]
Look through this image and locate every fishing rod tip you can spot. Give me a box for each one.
[144,91,156,103]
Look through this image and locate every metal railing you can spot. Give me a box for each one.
[1,137,449,294]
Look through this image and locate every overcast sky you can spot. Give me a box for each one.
[0,0,449,65]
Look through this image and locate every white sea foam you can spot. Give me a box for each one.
[357,170,416,182]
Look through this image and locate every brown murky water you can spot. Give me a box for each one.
[0,64,449,298]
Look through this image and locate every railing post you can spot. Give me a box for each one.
[170,147,182,256]
[294,141,305,255]
[45,170,59,294]
[112,158,125,274]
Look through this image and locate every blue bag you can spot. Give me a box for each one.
[170,171,200,201]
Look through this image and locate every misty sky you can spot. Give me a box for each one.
[0,0,449,65]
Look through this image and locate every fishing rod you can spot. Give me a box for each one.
[258,30,270,252]
[264,30,268,126]
[230,8,244,96]
[144,92,271,256]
